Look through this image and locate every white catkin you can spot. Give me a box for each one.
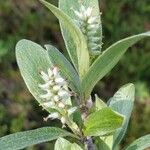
[39,67,76,123]
[73,5,102,54]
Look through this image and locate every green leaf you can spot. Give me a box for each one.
[71,143,83,150]
[109,83,135,105]
[90,95,107,113]
[124,134,150,150]
[0,127,74,150]
[59,0,102,53]
[95,136,113,150]
[40,0,89,79]
[95,95,107,111]
[81,31,150,100]
[55,138,83,150]
[55,137,71,150]
[45,44,81,95]
[84,107,124,136]
[16,39,53,112]
[109,84,135,149]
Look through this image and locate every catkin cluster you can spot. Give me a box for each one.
[73,5,102,54]
[39,66,77,126]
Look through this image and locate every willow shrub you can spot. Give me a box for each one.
[0,0,150,150]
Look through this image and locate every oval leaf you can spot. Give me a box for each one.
[95,136,113,150]
[82,31,150,100]
[95,95,107,111]
[40,0,89,79]
[55,137,83,150]
[84,107,124,136]
[109,84,135,149]
[16,39,53,112]
[55,137,71,150]
[124,134,150,150]
[45,44,81,95]
[71,143,83,150]
[0,127,74,150]
[109,83,135,105]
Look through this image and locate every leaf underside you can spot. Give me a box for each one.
[124,134,150,150]
[16,39,54,112]
[109,83,135,149]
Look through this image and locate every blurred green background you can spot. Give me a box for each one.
[0,0,150,149]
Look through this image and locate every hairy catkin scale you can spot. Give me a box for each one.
[38,66,77,126]
[73,5,102,55]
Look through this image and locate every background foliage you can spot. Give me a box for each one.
[0,0,149,149]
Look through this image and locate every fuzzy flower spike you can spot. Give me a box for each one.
[38,66,79,133]
[73,5,102,54]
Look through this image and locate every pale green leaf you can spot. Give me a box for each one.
[59,0,102,53]
[55,137,71,150]
[82,31,150,100]
[45,44,81,95]
[124,134,150,150]
[95,136,113,150]
[109,83,135,105]
[84,107,124,136]
[40,0,89,78]
[101,135,113,150]
[16,39,53,112]
[0,127,74,150]
[95,95,107,110]
[71,143,83,150]
[55,138,83,150]
[109,84,135,149]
